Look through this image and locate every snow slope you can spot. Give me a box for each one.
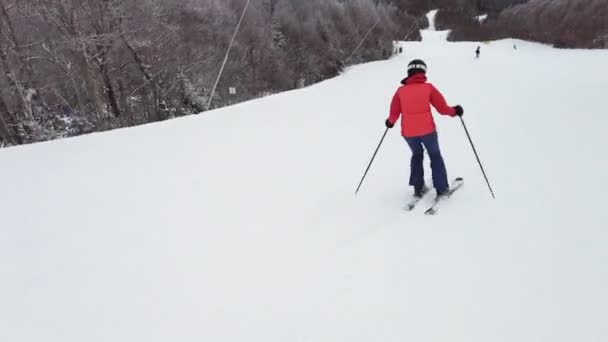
[2,12,608,342]
[422,9,451,42]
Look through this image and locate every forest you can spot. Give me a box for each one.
[0,0,420,146]
[1,0,606,147]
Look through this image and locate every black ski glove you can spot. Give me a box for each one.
[385,119,395,128]
[453,105,464,117]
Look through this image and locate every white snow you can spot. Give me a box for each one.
[427,9,439,31]
[421,9,451,42]
[2,13,608,342]
[476,14,489,23]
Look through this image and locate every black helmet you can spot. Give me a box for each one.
[407,59,427,76]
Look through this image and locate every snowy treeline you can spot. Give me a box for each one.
[435,0,608,49]
[497,0,608,48]
[384,0,527,16]
[0,0,420,146]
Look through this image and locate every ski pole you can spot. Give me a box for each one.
[459,117,495,199]
[356,127,389,195]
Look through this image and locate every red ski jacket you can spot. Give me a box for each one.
[387,74,456,137]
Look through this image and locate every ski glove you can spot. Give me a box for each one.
[453,105,464,117]
[385,119,395,128]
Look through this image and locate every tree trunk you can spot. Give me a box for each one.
[76,47,105,120]
[0,95,21,144]
[100,60,121,117]
[0,43,35,122]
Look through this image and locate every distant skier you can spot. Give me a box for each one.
[475,46,481,58]
[385,59,463,199]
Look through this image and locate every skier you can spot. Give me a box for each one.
[385,59,463,199]
[475,46,481,58]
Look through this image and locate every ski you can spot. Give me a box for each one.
[404,190,430,211]
[404,178,433,211]
[424,177,464,216]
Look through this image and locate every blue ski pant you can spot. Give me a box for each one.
[404,131,449,193]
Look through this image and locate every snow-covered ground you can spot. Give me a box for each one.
[2,11,608,342]
[421,9,451,42]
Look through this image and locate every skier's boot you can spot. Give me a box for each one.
[436,187,450,200]
[414,185,429,198]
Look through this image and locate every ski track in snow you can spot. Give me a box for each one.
[1,13,608,342]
